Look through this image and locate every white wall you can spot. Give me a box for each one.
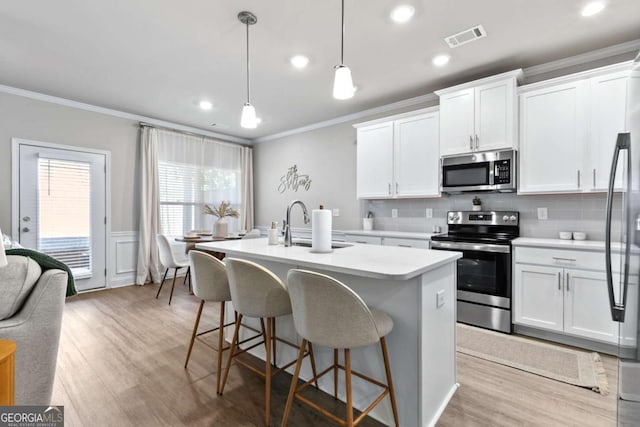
[0,91,140,234]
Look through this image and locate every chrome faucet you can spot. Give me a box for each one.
[283,200,310,247]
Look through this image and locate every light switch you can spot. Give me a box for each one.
[332,208,340,217]
[426,208,433,218]
[436,290,445,308]
[537,207,548,220]
[391,209,398,218]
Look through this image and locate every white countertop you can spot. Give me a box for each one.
[512,237,637,253]
[196,237,461,280]
[342,230,435,240]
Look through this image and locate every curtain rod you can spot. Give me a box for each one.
[139,122,252,147]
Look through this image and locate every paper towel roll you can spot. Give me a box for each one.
[311,209,332,253]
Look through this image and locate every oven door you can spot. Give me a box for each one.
[430,241,511,308]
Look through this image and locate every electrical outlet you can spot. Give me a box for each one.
[391,209,398,218]
[426,208,433,218]
[332,208,340,217]
[436,290,445,308]
[537,207,548,220]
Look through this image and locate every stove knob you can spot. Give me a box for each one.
[448,213,454,221]
[503,215,509,222]
[509,215,517,222]
[453,214,460,221]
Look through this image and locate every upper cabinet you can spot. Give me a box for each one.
[519,64,630,194]
[355,108,440,199]
[435,69,523,156]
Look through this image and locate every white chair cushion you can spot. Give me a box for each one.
[0,255,42,320]
[371,309,394,338]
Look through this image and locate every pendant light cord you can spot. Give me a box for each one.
[246,21,251,103]
[340,0,345,66]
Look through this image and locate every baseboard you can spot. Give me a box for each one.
[427,383,459,427]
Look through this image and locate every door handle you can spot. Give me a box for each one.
[22,227,30,232]
[552,257,576,263]
[593,169,596,188]
[566,272,570,292]
[469,136,473,150]
[558,272,561,290]
[22,216,31,222]
[577,170,581,188]
[475,134,479,150]
[605,132,631,322]
[396,182,399,193]
[388,183,391,195]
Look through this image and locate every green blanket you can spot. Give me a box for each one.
[6,248,77,297]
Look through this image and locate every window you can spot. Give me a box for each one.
[156,129,250,237]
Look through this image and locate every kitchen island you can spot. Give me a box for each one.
[196,238,461,427]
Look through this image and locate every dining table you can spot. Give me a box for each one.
[175,235,243,259]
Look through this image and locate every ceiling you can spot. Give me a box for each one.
[1,1,640,141]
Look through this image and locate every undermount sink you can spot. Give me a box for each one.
[292,240,353,249]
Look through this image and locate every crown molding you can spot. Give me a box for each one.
[253,93,438,143]
[0,84,251,145]
[523,38,640,78]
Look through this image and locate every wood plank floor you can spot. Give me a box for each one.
[52,282,618,426]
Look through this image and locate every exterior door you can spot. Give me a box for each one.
[16,141,107,291]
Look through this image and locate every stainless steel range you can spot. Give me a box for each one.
[430,211,519,333]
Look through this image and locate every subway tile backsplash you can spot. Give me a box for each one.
[363,193,623,241]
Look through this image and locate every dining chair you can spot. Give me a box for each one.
[156,234,190,305]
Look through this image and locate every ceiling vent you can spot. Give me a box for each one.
[445,25,486,48]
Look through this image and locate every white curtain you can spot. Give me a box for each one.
[240,146,254,231]
[135,127,162,285]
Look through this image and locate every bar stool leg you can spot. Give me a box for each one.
[345,348,353,427]
[265,317,272,426]
[155,268,169,299]
[216,301,226,394]
[333,349,339,398]
[271,318,277,367]
[281,339,307,427]
[381,337,399,427]
[308,342,319,388]
[184,300,205,368]
[219,313,243,395]
[168,267,179,305]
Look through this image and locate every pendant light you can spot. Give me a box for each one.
[238,11,258,128]
[333,0,355,100]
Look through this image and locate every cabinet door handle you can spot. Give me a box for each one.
[566,272,570,291]
[475,134,479,150]
[388,183,391,195]
[355,241,368,244]
[593,169,596,188]
[398,244,412,248]
[469,135,473,150]
[396,182,399,193]
[552,257,576,262]
[558,272,561,290]
[577,170,581,188]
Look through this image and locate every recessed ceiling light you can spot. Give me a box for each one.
[390,5,415,23]
[199,100,213,110]
[290,55,310,69]
[581,1,605,17]
[432,54,450,67]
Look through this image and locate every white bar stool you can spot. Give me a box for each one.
[283,269,399,427]
[219,258,318,427]
[156,234,190,305]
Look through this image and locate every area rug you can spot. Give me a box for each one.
[456,323,609,395]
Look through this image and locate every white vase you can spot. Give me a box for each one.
[214,218,228,238]
[472,205,482,211]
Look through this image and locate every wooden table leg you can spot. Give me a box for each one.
[0,339,16,406]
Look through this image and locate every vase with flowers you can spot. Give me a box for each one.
[203,201,240,238]
[472,196,482,211]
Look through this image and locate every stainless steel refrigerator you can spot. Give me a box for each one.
[606,50,640,426]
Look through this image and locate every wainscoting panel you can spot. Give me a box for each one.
[110,231,138,288]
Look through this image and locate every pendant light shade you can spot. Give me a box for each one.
[240,103,257,129]
[333,0,354,100]
[238,11,258,129]
[333,65,354,100]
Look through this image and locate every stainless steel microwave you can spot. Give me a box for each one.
[441,149,517,193]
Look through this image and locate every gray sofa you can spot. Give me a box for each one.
[0,255,67,405]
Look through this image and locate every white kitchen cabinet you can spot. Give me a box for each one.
[355,108,440,199]
[518,64,630,194]
[436,69,522,156]
[513,264,564,332]
[356,122,394,198]
[513,244,638,346]
[343,235,383,245]
[382,237,430,249]
[519,81,587,193]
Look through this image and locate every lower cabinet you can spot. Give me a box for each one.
[343,234,429,248]
[513,247,638,346]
